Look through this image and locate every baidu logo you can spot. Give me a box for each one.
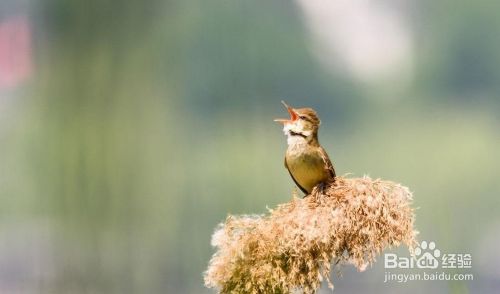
[385,240,471,269]
[414,241,440,269]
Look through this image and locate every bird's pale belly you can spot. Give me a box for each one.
[286,151,329,193]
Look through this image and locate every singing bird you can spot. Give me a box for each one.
[275,101,336,195]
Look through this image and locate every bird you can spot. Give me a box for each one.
[275,101,336,195]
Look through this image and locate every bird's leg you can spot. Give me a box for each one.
[309,182,327,198]
[318,182,327,194]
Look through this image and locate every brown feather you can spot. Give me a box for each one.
[319,146,336,179]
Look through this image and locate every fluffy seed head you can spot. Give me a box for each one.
[204,176,418,293]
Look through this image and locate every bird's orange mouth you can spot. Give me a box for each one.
[274,101,298,124]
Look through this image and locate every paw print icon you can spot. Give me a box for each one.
[414,241,441,269]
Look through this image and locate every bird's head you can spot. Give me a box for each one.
[274,101,321,144]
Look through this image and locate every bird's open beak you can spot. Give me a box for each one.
[274,100,298,124]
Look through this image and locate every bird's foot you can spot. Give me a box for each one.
[310,182,327,197]
[318,182,327,194]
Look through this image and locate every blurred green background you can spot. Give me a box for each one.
[1,0,499,293]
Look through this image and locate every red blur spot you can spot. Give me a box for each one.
[0,15,33,89]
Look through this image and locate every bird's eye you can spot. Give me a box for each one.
[299,115,307,120]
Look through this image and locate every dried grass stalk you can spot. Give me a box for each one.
[204,176,418,293]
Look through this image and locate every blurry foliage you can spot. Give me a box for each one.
[416,0,500,102]
[0,0,499,293]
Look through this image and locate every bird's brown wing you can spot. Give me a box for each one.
[319,146,336,179]
[284,157,309,195]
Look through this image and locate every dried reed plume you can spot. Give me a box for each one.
[204,176,417,293]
